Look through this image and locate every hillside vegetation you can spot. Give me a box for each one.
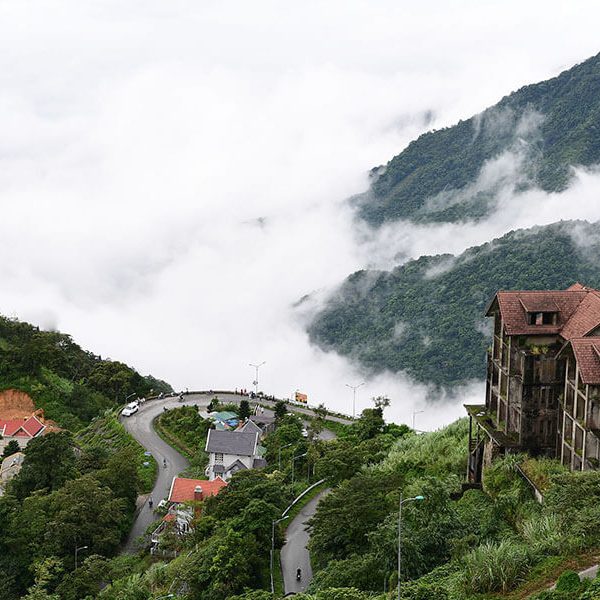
[356,52,600,225]
[308,221,600,387]
[0,315,172,429]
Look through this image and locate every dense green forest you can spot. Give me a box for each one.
[308,221,600,388]
[0,315,172,429]
[356,52,600,225]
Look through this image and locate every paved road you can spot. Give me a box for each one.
[280,488,331,594]
[121,397,198,552]
[121,392,342,552]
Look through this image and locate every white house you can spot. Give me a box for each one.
[204,429,267,481]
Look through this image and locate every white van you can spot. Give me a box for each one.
[121,403,139,417]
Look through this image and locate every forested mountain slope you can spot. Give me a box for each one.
[308,221,600,388]
[0,316,172,429]
[356,52,600,225]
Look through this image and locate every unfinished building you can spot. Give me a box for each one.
[466,283,600,483]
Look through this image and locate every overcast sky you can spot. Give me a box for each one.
[2,1,600,428]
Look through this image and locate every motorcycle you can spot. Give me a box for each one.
[296,568,302,581]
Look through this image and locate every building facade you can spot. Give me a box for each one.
[466,284,600,482]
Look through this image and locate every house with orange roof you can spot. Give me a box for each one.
[150,476,227,555]
[466,283,600,482]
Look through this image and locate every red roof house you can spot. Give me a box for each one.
[0,415,46,451]
[168,476,227,504]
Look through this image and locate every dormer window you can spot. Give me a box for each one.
[528,312,557,325]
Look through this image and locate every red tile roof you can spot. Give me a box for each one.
[568,339,600,384]
[168,477,227,504]
[0,415,45,438]
[488,285,600,340]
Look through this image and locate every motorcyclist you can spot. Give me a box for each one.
[148,496,153,508]
[296,568,302,581]
[163,458,167,468]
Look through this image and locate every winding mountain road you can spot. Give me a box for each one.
[281,488,331,594]
[121,391,350,553]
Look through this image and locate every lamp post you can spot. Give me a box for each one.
[345,382,364,418]
[412,410,424,432]
[155,595,174,600]
[278,442,293,471]
[271,515,289,593]
[74,544,88,570]
[249,361,266,396]
[291,452,307,488]
[397,494,424,600]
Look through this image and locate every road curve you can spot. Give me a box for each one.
[121,392,344,552]
[121,394,211,552]
[281,488,331,594]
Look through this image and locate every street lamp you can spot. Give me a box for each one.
[125,392,136,402]
[249,361,266,396]
[345,382,365,418]
[291,452,307,488]
[155,595,174,600]
[397,494,425,600]
[74,545,88,569]
[412,410,425,432]
[278,442,293,470]
[271,515,289,593]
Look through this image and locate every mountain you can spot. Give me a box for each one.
[308,221,600,388]
[0,316,172,429]
[356,52,600,225]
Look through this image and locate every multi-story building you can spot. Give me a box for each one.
[466,283,600,483]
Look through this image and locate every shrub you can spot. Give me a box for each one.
[460,540,532,593]
[520,514,563,555]
[555,570,581,593]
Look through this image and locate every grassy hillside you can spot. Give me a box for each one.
[356,51,600,225]
[0,315,172,430]
[308,221,600,388]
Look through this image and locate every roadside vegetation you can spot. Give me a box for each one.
[154,405,210,478]
[0,315,171,430]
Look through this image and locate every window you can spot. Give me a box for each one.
[214,453,224,463]
[527,312,557,325]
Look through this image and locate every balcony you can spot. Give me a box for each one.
[465,404,520,449]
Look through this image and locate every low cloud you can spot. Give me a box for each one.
[1,2,600,427]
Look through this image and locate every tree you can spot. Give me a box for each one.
[314,441,364,485]
[352,409,385,441]
[2,440,20,458]
[55,555,110,600]
[12,432,76,500]
[274,401,287,420]
[372,396,390,415]
[44,475,128,561]
[238,400,251,421]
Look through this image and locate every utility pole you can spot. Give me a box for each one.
[249,361,266,396]
[412,409,424,432]
[74,544,88,570]
[345,382,364,418]
[397,494,424,600]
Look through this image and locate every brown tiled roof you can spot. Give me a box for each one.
[569,339,600,385]
[561,291,600,339]
[488,286,600,339]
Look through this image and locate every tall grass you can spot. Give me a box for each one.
[520,514,564,555]
[460,540,532,593]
